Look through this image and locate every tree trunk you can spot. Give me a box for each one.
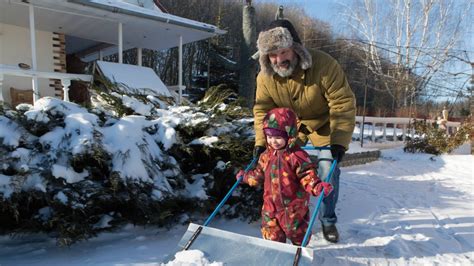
[239,4,257,108]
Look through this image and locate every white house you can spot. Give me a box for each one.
[0,0,225,106]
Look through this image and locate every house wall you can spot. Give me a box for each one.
[0,23,55,104]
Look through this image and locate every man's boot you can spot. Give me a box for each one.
[322,224,339,243]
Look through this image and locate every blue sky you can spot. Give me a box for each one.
[259,0,339,26]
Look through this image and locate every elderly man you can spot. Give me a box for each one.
[253,19,356,243]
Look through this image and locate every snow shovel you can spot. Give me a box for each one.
[166,153,337,265]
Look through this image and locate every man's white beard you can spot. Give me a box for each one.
[271,57,298,78]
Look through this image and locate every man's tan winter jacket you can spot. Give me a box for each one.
[254,49,356,150]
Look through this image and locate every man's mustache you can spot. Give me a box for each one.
[277,60,290,68]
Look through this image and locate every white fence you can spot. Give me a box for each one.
[354,116,461,143]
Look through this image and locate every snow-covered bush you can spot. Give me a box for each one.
[0,82,259,245]
[404,119,471,155]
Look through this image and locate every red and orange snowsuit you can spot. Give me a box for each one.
[241,108,324,245]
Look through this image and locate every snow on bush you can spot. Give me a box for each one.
[0,86,257,245]
[404,119,471,155]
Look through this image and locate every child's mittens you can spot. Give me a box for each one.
[236,170,259,186]
[312,182,333,197]
[235,170,245,180]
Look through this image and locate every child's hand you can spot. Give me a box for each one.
[312,182,333,197]
[235,170,245,180]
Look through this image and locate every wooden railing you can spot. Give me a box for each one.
[355,116,461,142]
[0,64,92,103]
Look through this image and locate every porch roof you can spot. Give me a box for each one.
[0,0,225,53]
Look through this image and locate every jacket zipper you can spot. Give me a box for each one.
[277,150,290,227]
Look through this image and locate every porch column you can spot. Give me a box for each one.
[382,123,387,141]
[29,4,39,103]
[118,22,123,63]
[178,35,183,104]
[402,124,407,141]
[371,123,376,141]
[137,48,142,66]
[393,124,397,141]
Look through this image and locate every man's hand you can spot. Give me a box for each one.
[330,144,346,163]
[253,146,266,159]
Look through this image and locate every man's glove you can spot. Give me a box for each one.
[312,182,333,197]
[253,146,266,159]
[330,144,346,163]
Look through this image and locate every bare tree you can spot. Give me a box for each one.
[342,0,471,112]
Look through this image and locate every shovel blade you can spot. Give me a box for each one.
[165,223,314,265]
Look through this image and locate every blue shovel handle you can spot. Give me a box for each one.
[183,157,258,250]
[302,146,331,150]
[204,157,258,226]
[301,159,337,247]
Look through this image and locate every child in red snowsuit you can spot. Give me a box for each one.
[236,107,333,245]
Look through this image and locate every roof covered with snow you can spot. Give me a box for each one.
[95,61,171,99]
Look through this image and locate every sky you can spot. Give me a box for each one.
[259,0,340,29]
[277,0,337,23]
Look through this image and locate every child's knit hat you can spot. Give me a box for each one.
[262,107,298,148]
[263,128,288,139]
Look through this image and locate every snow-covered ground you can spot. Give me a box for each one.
[0,144,472,265]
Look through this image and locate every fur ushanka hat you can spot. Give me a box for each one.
[257,19,312,76]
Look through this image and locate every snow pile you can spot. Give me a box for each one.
[162,250,223,266]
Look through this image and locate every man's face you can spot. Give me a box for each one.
[268,47,298,77]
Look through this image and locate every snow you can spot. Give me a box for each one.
[101,115,163,182]
[112,92,153,116]
[0,144,472,265]
[0,116,22,147]
[0,97,189,198]
[189,136,219,146]
[30,98,99,155]
[186,174,210,200]
[346,142,378,153]
[36,207,53,221]
[0,174,13,198]
[52,164,89,184]
[88,0,219,30]
[97,61,171,97]
[22,174,47,193]
[163,250,223,266]
[54,191,68,204]
[93,214,114,229]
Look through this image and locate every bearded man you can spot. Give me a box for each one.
[252,19,356,243]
